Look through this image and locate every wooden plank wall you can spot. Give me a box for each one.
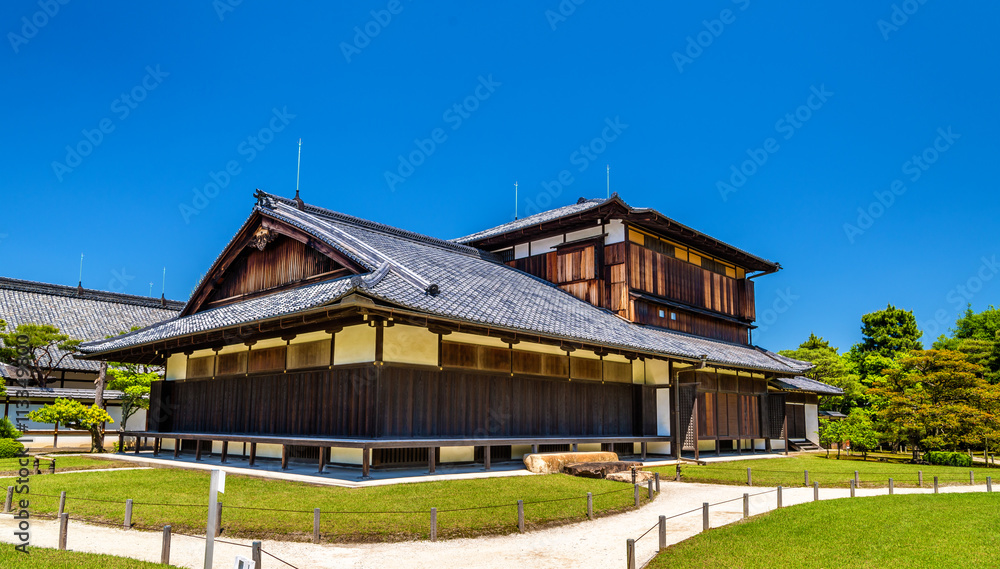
[628,245,755,321]
[148,365,656,439]
[633,299,749,344]
[207,235,341,303]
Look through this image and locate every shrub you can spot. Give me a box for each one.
[0,417,22,439]
[0,439,24,458]
[925,451,973,467]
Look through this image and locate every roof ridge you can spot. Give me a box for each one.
[0,277,185,310]
[263,192,492,259]
[451,196,610,243]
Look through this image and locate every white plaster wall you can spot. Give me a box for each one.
[440,446,474,463]
[514,242,529,260]
[334,325,376,365]
[605,219,625,244]
[647,442,671,455]
[165,353,187,380]
[645,359,670,385]
[655,389,671,436]
[511,444,532,459]
[530,235,564,255]
[577,443,601,452]
[565,226,603,242]
[805,403,819,445]
[255,443,284,460]
[330,447,364,466]
[383,325,438,366]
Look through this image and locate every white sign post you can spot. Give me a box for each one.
[205,469,226,569]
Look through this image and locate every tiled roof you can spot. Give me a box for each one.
[81,193,808,375]
[453,198,607,243]
[770,376,844,396]
[0,383,127,401]
[0,277,183,372]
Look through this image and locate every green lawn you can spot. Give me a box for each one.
[1,467,649,541]
[648,453,999,488]
[0,455,139,477]
[0,542,178,568]
[647,493,1000,569]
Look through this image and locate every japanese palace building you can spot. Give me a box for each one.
[78,191,840,472]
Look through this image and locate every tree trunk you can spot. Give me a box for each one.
[94,362,106,410]
[92,362,107,452]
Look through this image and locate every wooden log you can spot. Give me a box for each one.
[313,508,321,543]
[48,459,56,474]
[252,541,262,567]
[124,499,133,528]
[987,476,992,493]
[658,515,667,551]
[647,478,654,499]
[804,470,809,486]
[517,499,525,533]
[889,478,894,495]
[850,479,855,497]
[813,481,819,501]
[59,513,68,550]
[675,464,681,482]
[854,470,859,486]
[430,507,438,542]
[743,493,749,519]
[161,526,171,565]
[970,470,975,485]
[918,470,923,487]
[58,491,66,517]
[747,467,752,486]
[934,476,939,493]
[633,484,640,508]
[702,502,709,531]
[654,472,660,493]
[4,486,13,513]
[215,502,223,537]
[586,492,593,520]
[777,485,782,508]
[626,538,636,569]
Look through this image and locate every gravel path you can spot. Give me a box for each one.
[1,482,992,568]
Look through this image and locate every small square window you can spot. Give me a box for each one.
[658,309,665,318]
[670,312,677,320]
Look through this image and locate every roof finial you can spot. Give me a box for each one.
[77,253,84,294]
[514,180,518,220]
[294,138,305,211]
[606,164,610,199]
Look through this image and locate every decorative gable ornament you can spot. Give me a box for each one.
[251,226,277,251]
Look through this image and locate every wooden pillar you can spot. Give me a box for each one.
[318,447,326,474]
[641,442,647,460]
[281,445,289,470]
[362,446,371,479]
[428,447,436,474]
[693,403,700,461]
[173,438,180,458]
[783,415,789,456]
[249,443,257,467]
[484,446,491,471]
[220,441,228,464]
[671,364,681,460]
[153,437,160,457]
[195,440,203,461]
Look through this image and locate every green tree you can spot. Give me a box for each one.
[934,306,1000,384]
[780,333,865,412]
[851,304,923,360]
[27,398,114,453]
[842,409,880,461]
[0,322,82,388]
[869,350,1000,459]
[107,365,157,432]
[818,417,844,459]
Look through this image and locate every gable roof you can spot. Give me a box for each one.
[0,277,183,372]
[80,192,809,375]
[454,194,779,273]
[770,376,844,396]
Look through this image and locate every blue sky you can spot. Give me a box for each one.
[2,2,997,353]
